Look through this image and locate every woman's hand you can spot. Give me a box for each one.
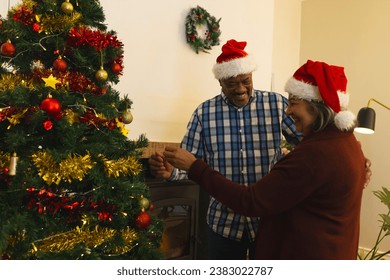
[364,157,372,188]
[163,146,196,171]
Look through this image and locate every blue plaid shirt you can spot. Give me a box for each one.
[170,90,301,242]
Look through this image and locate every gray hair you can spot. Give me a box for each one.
[290,94,356,132]
[308,100,358,132]
[308,101,336,132]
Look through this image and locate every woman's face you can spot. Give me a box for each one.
[286,95,316,136]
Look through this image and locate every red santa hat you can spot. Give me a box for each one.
[212,39,257,80]
[284,60,356,131]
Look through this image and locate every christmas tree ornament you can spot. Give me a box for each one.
[100,87,107,95]
[32,60,45,70]
[61,0,74,15]
[32,23,41,33]
[1,40,16,57]
[136,211,151,229]
[43,120,53,131]
[40,97,62,116]
[42,74,60,89]
[111,62,122,75]
[95,67,108,81]
[8,152,19,176]
[139,196,150,211]
[121,110,133,124]
[1,167,9,176]
[53,56,67,72]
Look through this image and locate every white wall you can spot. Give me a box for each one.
[272,0,302,95]
[99,0,275,142]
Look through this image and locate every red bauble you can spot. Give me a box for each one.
[43,120,53,131]
[100,87,107,95]
[136,211,151,229]
[32,23,41,33]
[53,58,67,72]
[111,63,122,75]
[40,98,61,116]
[1,41,16,56]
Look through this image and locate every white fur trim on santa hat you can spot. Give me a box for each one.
[212,55,257,80]
[285,76,351,109]
[334,110,356,131]
[338,91,350,109]
[284,77,322,101]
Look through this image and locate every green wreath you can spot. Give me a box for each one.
[185,6,221,54]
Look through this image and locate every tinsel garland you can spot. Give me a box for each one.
[64,109,79,125]
[99,154,142,178]
[67,26,124,51]
[11,0,35,12]
[31,226,138,256]
[11,0,82,34]
[32,69,100,95]
[31,151,142,184]
[0,151,10,168]
[11,2,35,25]
[25,186,117,221]
[0,105,124,132]
[6,108,28,128]
[115,117,129,137]
[32,151,95,185]
[26,186,83,215]
[39,13,82,34]
[0,73,34,91]
[0,69,98,95]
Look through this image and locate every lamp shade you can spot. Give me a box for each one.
[354,107,376,134]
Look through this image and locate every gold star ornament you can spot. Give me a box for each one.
[42,74,59,89]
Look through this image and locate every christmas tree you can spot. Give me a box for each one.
[0,0,163,259]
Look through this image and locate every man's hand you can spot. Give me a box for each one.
[164,146,196,171]
[148,151,174,180]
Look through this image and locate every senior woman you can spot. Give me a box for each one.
[163,60,366,260]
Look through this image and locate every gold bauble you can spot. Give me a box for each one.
[61,1,74,14]
[95,68,108,81]
[121,111,133,124]
[139,196,150,210]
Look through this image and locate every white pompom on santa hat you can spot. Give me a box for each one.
[284,60,356,131]
[212,39,257,80]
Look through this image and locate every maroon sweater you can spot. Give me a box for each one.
[188,125,366,259]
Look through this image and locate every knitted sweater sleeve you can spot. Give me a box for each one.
[187,144,321,217]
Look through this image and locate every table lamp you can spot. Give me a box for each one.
[354,98,390,134]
